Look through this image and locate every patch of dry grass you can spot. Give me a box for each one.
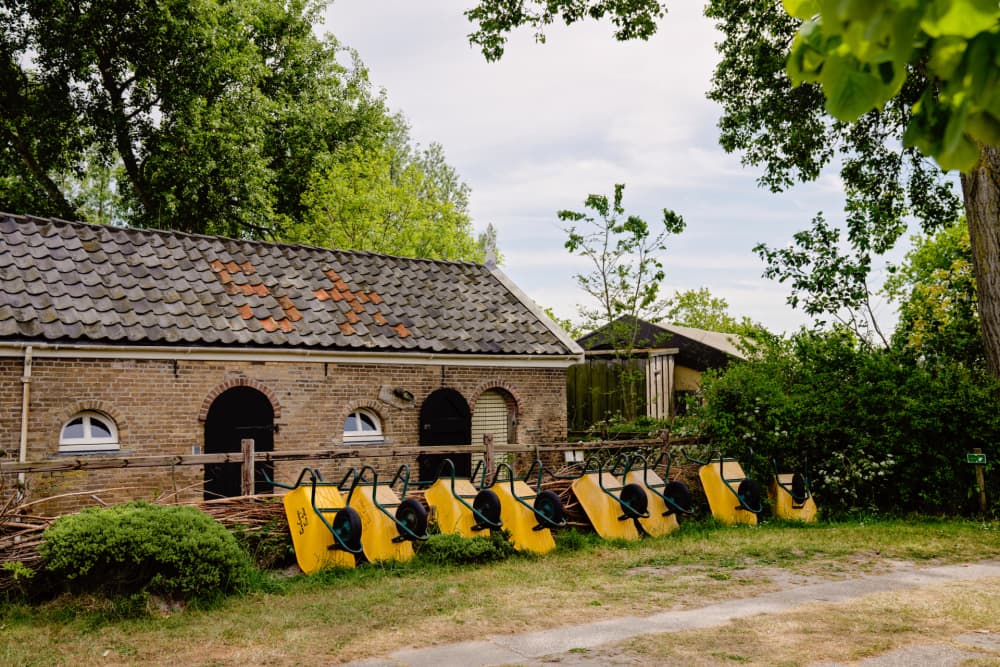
[610,577,1000,666]
[1,519,998,666]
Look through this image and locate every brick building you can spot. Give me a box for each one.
[0,214,582,513]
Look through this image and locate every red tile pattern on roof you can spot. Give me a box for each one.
[0,214,573,355]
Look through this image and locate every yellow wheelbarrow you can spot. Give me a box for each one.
[770,456,817,522]
[345,464,429,563]
[684,449,762,525]
[488,460,565,554]
[272,467,364,574]
[570,453,650,540]
[424,458,504,537]
[626,451,694,536]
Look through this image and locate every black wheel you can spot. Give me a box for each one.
[619,483,649,519]
[737,478,763,513]
[395,498,428,540]
[473,488,503,528]
[533,489,564,528]
[664,480,693,514]
[332,506,362,552]
[791,472,808,502]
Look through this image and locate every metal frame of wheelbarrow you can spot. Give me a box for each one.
[684,449,764,515]
[491,461,567,531]
[267,467,365,556]
[431,457,504,532]
[636,451,695,517]
[346,464,430,543]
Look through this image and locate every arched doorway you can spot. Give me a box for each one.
[419,388,471,482]
[203,386,275,499]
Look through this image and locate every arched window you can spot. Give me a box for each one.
[343,408,384,444]
[59,411,119,453]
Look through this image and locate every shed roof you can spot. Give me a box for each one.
[576,317,747,370]
[0,214,579,356]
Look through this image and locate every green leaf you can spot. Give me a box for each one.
[921,0,1000,39]
[783,0,820,20]
[942,96,971,156]
[929,36,969,79]
[965,111,1000,144]
[936,133,982,172]
[820,53,886,120]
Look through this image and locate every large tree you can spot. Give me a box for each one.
[1,0,484,263]
[2,0,390,237]
[464,0,1000,374]
[286,123,482,261]
[660,287,768,338]
[885,220,981,366]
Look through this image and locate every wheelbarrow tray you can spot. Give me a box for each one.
[570,472,641,540]
[425,477,490,538]
[769,473,817,522]
[283,485,356,574]
[490,479,557,554]
[625,469,680,537]
[699,460,758,526]
[350,484,416,563]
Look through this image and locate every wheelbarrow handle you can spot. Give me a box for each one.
[681,448,709,466]
[389,463,412,496]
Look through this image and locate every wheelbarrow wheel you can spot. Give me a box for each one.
[791,471,808,502]
[396,498,428,540]
[736,478,762,513]
[533,489,564,529]
[619,483,649,519]
[332,506,363,552]
[664,480,693,514]
[473,488,503,528]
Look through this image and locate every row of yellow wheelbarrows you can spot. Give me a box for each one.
[275,450,817,574]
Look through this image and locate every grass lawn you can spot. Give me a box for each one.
[1,518,998,666]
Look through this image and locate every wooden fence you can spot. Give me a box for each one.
[566,356,647,431]
[0,434,695,496]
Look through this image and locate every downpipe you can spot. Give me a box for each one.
[17,345,32,500]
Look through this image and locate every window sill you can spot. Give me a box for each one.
[53,448,130,457]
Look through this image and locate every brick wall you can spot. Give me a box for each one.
[4,354,568,514]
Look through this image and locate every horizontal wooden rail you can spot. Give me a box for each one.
[0,433,699,476]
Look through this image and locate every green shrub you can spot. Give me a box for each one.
[39,501,253,600]
[694,329,1000,518]
[415,531,517,565]
[230,518,295,570]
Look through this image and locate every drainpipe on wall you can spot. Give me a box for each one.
[17,345,33,499]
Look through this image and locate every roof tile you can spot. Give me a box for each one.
[0,214,574,356]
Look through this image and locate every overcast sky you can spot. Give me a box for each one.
[320,1,906,335]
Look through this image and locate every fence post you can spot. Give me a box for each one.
[484,433,494,477]
[973,447,987,514]
[241,438,255,496]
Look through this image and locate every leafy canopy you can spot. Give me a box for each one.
[784,0,1000,172]
[884,220,981,364]
[466,0,666,62]
[1,0,484,262]
[659,287,768,338]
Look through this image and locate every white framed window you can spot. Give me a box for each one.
[343,408,384,444]
[59,411,119,453]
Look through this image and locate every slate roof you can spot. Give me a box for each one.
[0,214,578,356]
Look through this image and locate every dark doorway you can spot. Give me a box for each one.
[203,386,275,499]
[419,388,471,483]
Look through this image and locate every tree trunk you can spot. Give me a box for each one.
[962,144,1000,377]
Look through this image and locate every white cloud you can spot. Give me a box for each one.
[321,1,910,336]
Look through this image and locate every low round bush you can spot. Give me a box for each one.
[415,531,517,565]
[39,501,253,599]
